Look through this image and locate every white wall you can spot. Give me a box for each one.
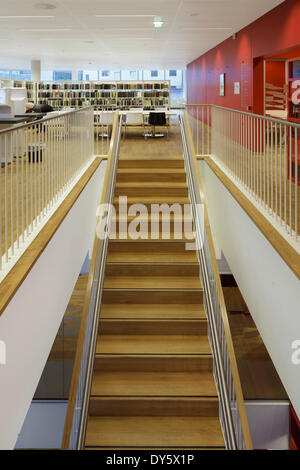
[199,160,300,418]
[245,401,290,450]
[0,160,106,450]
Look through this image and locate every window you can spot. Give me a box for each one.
[151,70,158,78]
[102,70,109,77]
[0,69,31,80]
[53,70,72,81]
[169,70,177,77]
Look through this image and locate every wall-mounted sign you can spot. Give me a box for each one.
[220,73,225,96]
[234,82,240,95]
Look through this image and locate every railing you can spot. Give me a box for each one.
[0,107,94,281]
[62,111,122,450]
[180,111,253,450]
[94,106,116,157]
[187,104,300,248]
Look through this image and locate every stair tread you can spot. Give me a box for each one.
[100,304,206,319]
[91,371,217,397]
[116,182,188,188]
[85,416,225,448]
[117,168,186,174]
[106,253,198,263]
[119,155,183,161]
[103,276,202,290]
[97,335,211,355]
[115,197,190,203]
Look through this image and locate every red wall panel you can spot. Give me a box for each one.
[187,0,300,114]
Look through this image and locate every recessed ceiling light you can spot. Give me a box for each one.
[153,16,164,28]
[35,3,57,9]
[95,14,155,18]
[0,15,55,18]
[19,28,71,32]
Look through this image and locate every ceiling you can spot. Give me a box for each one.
[0,0,284,70]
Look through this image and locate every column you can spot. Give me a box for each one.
[31,59,41,82]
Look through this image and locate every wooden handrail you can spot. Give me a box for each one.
[184,110,253,450]
[0,158,103,317]
[61,110,119,450]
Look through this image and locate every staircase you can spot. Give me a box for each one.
[84,154,225,450]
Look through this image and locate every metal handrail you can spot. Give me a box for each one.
[62,111,122,449]
[186,103,300,128]
[179,111,253,450]
[0,105,93,135]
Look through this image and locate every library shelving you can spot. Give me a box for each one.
[35,80,170,110]
[0,78,37,103]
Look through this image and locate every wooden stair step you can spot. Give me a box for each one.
[88,397,219,417]
[100,304,206,320]
[118,158,184,169]
[85,416,225,448]
[91,371,217,397]
[114,196,190,207]
[99,319,207,335]
[108,240,196,254]
[103,276,202,290]
[116,168,187,183]
[115,183,188,197]
[111,232,195,241]
[94,355,213,372]
[96,335,211,355]
[102,290,203,304]
[106,252,198,264]
[105,263,199,277]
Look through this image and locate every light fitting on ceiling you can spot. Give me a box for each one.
[153,16,164,28]
[35,3,57,9]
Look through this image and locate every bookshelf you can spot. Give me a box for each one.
[36,80,170,110]
[0,78,37,103]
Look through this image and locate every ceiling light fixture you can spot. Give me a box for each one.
[95,15,155,18]
[0,15,55,18]
[153,16,164,28]
[19,28,71,32]
[34,3,57,9]
[181,27,233,31]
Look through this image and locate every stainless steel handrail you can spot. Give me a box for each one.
[179,112,251,449]
[186,103,300,128]
[66,114,122,449]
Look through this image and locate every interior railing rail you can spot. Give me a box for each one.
[0,106,94,281]
[187,104,300,248]
[179,111,253,450]
[62,111,122,450]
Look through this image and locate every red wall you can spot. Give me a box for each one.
[187,0,300,114]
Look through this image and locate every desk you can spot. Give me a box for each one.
[94,110,177,117]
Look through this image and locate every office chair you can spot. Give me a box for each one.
[123,111,145,139]
[148,112,168,138]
